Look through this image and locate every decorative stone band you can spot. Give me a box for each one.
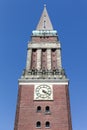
[32,30,57,36]
[26,49,32,70]
[18,78,69,85]
[21,69,67,80]
[28,42,61,49]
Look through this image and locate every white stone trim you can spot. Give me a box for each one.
[34,84,53,100]
[19,82,68,85]
[26,49,32,70]
[56,48,62,68]
[28,43,61,49]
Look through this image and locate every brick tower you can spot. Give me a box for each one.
[14,5,72,130]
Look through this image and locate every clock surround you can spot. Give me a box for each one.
[34,84,53,100]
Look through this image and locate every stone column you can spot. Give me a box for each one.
[37,49,41,70]
[26,49,32,70]
[56,48,62,69]
[47,49,51,70]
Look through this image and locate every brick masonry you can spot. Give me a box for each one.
[32,36,58,43]
[14,84,72,130]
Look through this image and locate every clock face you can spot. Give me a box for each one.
[34,84,53,100]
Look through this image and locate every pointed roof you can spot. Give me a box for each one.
[36,5,53,30]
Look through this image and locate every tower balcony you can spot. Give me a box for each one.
[21,69,67,80]
[32,30,58,36]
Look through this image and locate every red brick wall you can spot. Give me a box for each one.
[14,84,72,130]
[32,36,57,43]
[31,49,37,69]
[42,49,47,70]
[51,49,57,70]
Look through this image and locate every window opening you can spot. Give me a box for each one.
[37,106,41,112]
[42,49,46,52]
[36,121,41,128]
[45,106,50,112]
[33,49,37,52]
[45,121,50,128]
[52,49,56,52]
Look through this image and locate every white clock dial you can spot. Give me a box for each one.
[36,85,51,98]
[34,84,53,100]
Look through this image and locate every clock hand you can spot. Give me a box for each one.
[42,89,47,93]
[42,90,50,96]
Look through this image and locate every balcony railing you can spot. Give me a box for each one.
[21,69,67,79]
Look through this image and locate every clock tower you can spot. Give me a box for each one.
[14,5,72,130]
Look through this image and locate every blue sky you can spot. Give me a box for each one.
[0,0,87,130]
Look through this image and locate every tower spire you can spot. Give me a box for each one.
[36,5,53,30]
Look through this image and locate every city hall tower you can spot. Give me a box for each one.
[14,5,72,130]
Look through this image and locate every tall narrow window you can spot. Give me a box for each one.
[51,49,57,70]
[31,49,37,70]
[45,121,50,128]
[41,49,47,70]
[36,121,41,128]
[45,106,50,112]
[37,106,41,112]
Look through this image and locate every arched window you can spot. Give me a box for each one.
[31,49,37,70]
[52,49,56,52]
[45,106,50,112]
[51,49,57,70]
[45,121,50,128]
[42,49,47,70]
[37,106,41,112]
[36,121,41,128]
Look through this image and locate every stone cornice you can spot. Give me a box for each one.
[28,42,61,49]
[18,78,69,84]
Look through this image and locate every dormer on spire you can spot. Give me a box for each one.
[36,5,53,30]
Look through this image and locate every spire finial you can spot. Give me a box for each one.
[44,4,46,8]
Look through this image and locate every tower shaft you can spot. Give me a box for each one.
[14,5,72,130]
